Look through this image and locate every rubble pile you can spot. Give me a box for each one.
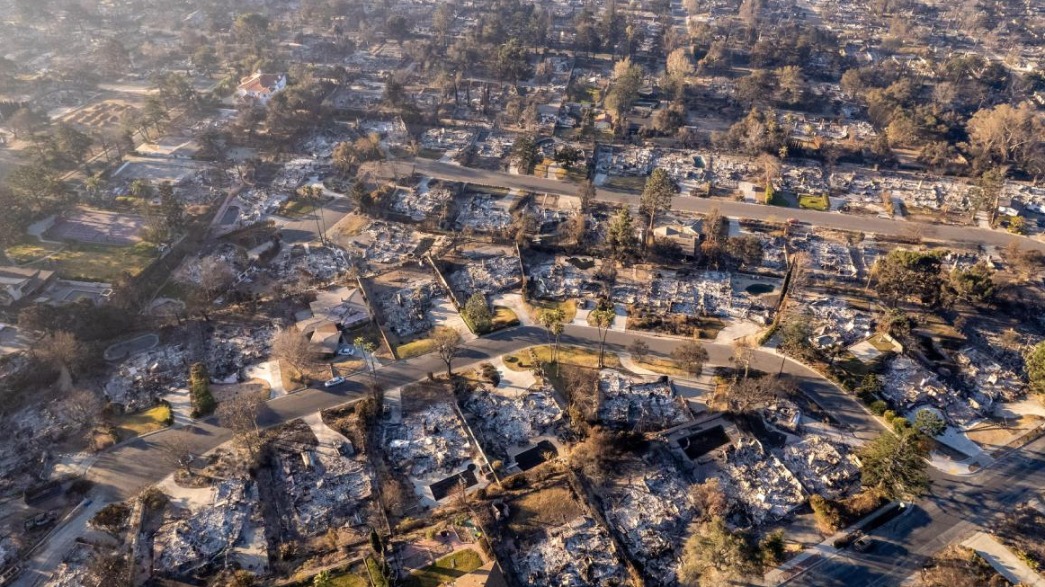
[515,516,627,586]
[348,221,425,268]
[618,271,750,319]
[531,259,597,299]
[718,437,805,525]
[448,255,522,300]
[104,345,189,409]
[272,245,352,283]
[831,172,973,213]
[420,128,476,151]
[279,442,374,536]
[597,370,690,431]
[603,467,695,586]
[390,180,452,221]
[475,132,516,159]
[386,402,474,480]
[791,235,857,278]
[806,298,874,348]
[377,281,442,338]
[463,387,563,459]
[781,162,829,196]
[456,194,513,232]
[956,347,1025,403]
[883,356,983,426]
[153,479,254,576]
[760,400,801,434]
[779,436,859,498]
[205,324,273,383]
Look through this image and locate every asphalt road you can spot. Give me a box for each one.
[85,323,878,501]
[782,435,1045,586]
[380,159,1045,253]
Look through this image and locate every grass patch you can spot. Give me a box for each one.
[503,344,620,371]
[507,486,584,535]
[397,326,457,359]
[112,403,171,441]
[602,175,647,192]
[278,196,333,218]
[798,194,830,211]
[526,299,578,323]
[38,242,158,282]
[633,356,691,377]
[491,306,520,331]
[403,549,484,587]
[328,570,370,587]
[4,240,63,264]
[278,359,308,392]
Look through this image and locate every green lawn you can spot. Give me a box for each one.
[503,344,620,371]
[328,571,370,587]
[4,240,63,264]
[402,549,484,587]
[526,299,578,324]
[602,175,647,192]
[798,194,830,211]
[9,241,158,282]
[397,326,457,359]
[113,403,171,441]
[491,306,520,330]
[278,196,333,218]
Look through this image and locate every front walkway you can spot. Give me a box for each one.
[963,532,1045,587]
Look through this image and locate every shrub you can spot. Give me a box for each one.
[810,494,844,534]
[882,410,897,422]
[869,400,888,415]
[189,362,215,417]
[91,503,131,533]
[480,363,500,386]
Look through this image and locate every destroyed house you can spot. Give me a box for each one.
[0,266,55,306]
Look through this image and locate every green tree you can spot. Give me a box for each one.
[678,516,761,587]
[1025,341,1045,395]
[464,292,493,334]
[494,38,531,84]
[537,308,566,362]
[640,168,677,242]
[778,315,816,361]
[312,571,332,587]
[857,429,929,501]
[511,136,540,174]
[553,145,582,170]
[874,249,944,308]
[913,409,947,437]
[606,206,636,258]
[189,362,216,417]
[949,263,994,304]
[158,181,185,232]
[53,123,94,164]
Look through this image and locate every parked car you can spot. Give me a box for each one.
[336,346,356,356]
[852,536,874,552]
[323,376,346,388]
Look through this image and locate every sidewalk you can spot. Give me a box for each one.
[963,532,1045,587]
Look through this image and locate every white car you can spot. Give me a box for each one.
[323,376,346,388]
[336,346,356,356]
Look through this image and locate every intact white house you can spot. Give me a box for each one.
[235,72,287,105]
